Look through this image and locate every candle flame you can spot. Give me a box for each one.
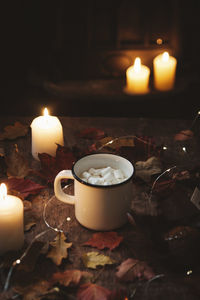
[0,183,7,200]
[162,51,169,62]
[43,108,49,117]
[134,57,141,72]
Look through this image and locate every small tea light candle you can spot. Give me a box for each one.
[125,57,150,94]
[0,183,24,255]
[31,108,64,160]
[153,51,177,91]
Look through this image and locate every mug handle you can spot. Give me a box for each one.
[54,170,75,205]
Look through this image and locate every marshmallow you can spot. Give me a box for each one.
[101,167,112,177]
[114,169,124,179]
[82,171,91,179]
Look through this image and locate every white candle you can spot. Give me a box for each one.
[31,108,64,160]
[125,57,150,94]
[153,51,177,91]
[0,183,24,255]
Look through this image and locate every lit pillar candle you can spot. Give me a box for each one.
[0,183,24,255]
[125,57,150,94]
[31,108,64,160]
[153,51,177,91]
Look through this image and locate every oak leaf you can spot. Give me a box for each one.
[50,269,92,287]
[77,128,105,140]
[47,232,72,266]
[174,129,194,141]
[6,144,30,178]
[116,258,155,282]
[83,232,123,250]
[0,122,29,140]
[82,252,115,269]
[4,177,46,199]
[38,144,75,183]
[77,283,111,300]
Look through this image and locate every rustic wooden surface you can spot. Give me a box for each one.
[1,116,200,299]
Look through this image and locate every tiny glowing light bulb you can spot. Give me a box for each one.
[187,270,192,276]
[182,147,186,152]
[156,38,163,45]
[163,146,167,150]
[66,217,71,222]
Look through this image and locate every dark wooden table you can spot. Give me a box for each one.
[1,116,200,300]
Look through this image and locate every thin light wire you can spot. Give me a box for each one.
[148,166,177,202]
[97,135,155,151]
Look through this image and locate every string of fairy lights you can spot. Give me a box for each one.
[3,110,200,294]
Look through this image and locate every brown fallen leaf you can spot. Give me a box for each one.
[77,283,111,300]
[6,144,30,178]
[14,280,51,300]
[47,232,72,266]
[116,258,155,282]
[38,144,76,183]
[4,177,46,199]
[174,129,194,141]
[0,122,29,140]
[82,252,116,269]
[50,269,93,287]
[77,128,105,140]
[83,232,123,250]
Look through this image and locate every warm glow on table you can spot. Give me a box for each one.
[0,183,24,255]
[31,108,64,160]
[125,57,150,94]
[153,51,177,91]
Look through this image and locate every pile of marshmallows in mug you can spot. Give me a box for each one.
[80,167,128,185]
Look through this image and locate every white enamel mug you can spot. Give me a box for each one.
[54,153,134,231]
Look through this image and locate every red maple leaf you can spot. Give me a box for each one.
[83,232,123,250]
[77,128,105,140]
[77,283,111,300]
[38,144,76,183]
[116,258,155,282]
[3,177,46,199]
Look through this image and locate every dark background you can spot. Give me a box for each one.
[2,0,200,118]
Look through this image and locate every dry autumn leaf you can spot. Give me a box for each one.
[0,122,29,140]
[82,252,116,269]
[50,269,93,287]
[77,283,111,300]
[4,177,46,199]
[38,144,76,183]
[47,232,72,266]
[6,144,30,178]
[77,128,105,140]
[24,213,37,232]
[83,232,123,250]
[116,258,155,282]
[174,129,194,141]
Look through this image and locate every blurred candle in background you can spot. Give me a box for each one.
[125,57,150,94]
[31,108,64,160]
[153,51,177,91]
